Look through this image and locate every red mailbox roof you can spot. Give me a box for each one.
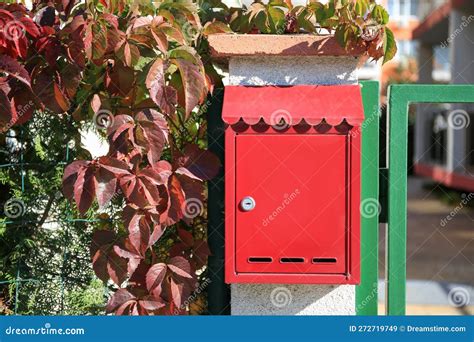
[222,85,364,126]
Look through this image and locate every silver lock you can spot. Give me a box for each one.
[240,196,256,212]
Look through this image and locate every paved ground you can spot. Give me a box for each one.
[378,176,474,315]
[378,280,474,315]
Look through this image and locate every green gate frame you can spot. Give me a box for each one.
[386,84,474,315]
[357,83,474,316]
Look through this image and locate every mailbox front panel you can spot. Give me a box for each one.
[222,85,363,284]
[234,134,348,275]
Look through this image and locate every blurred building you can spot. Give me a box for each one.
[412,0,474,192]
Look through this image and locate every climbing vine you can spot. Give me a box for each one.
[203,0,397,63]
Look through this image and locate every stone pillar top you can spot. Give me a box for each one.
[207,33,364,61]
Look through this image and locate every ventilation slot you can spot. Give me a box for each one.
[280,257,305,263]
[312,258,337,264]
[248,257,273,263]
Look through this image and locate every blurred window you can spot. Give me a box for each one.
[388,0,396,15]
[410,0,419,16]
[400,0,408,17]
[388,0,418,19]
[430,113,447,165]
[396,40,419,59]
[433,46,450,72]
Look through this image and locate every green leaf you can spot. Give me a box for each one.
[335,25,350,48]
[34,136,47,161]
[267,6,286,33]
[307,1,324,12]
[202,21,232,35]
[296,8,315,33]
[372,4,389,25]
[355,0,369,17]
[383,28,397,64]
[314,2,335,26]
[254,10,269,33]
[269,0,289,8]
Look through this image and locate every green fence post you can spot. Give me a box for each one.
[356,81,380,315]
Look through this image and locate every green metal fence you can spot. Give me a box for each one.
[0,124,105,315]
[356,83,474,316]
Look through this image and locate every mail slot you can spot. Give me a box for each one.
[223,85,363,284]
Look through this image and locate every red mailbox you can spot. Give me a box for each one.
[223,85,364,284]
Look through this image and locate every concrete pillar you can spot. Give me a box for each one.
[228,55,359,315]
[447,10,474,173]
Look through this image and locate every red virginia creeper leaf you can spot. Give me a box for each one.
[179,144,221,181]
[106,288,136,313]
[105,63,134,97]
[139,295,166,312]
[171,58,206,118]
[166,174,186,224]
[170,278,184,307]
[145,59,178,115]
[178,228,194,248]
[146,263,167,294]
[0,89,13,125]
[0,55,31,87]
[74,166,95,215]
[95,167,117,209]
[62,160,89,200]
[91,230,128,286]
[168,256,193,279]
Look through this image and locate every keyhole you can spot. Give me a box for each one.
[240,196,256,212]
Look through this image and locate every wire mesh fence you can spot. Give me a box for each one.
[0,118,107,315]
